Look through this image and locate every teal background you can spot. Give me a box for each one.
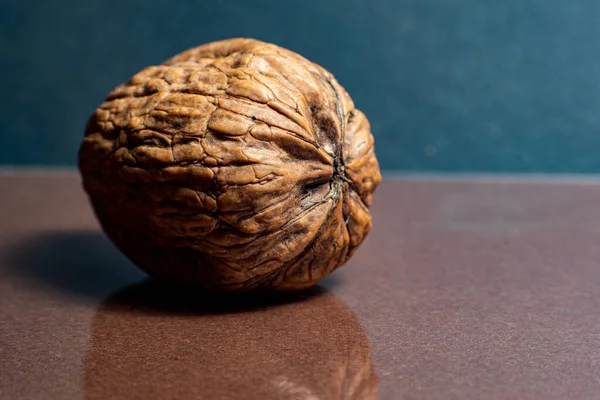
[2,0,600,172]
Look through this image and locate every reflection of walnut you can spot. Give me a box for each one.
[78,38,381,291]
[85,284,378,399]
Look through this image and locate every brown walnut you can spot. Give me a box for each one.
[78,38,381,291]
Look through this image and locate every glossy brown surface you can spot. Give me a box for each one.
[2,172,600,399]
[79,38,381,292]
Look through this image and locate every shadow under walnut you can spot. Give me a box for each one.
[78,38,381,292]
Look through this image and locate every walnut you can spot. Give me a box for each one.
[78,38,381,291]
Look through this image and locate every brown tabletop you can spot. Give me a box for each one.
[2,172,600,399]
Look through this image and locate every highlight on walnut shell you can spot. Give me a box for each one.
[78,38,381,292]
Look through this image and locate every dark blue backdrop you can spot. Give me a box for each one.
[2,0,600,172]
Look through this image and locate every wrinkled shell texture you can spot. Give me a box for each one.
[79,38,381,291]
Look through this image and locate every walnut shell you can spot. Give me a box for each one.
[78,38,381,291]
